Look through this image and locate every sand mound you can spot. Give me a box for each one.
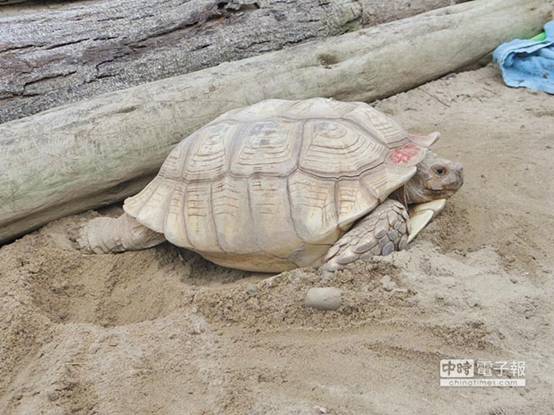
[1,66,553,414]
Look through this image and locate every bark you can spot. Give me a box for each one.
[0,0,551,243]
[0,0,469,123]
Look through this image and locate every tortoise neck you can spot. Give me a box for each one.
[390,187,410,207]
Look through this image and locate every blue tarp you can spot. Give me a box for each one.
[493,21,554,94]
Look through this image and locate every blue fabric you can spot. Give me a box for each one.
[493,21,554,94]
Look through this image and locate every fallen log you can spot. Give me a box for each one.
[0,0,551,243]
[0,0,468,123]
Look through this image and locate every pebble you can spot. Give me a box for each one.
[380,275,397,291]
[246,284,258,297]
[305,287,342,311]
[47,390,60,402]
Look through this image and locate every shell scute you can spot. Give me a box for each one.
[229,119,302,176]
[288,171,339,244]
[282,98,356,119]
[211,176,258,253]
[299,119,388,177]
[344,105,407,146]
[247,176,303,258]
[182,181,219,251]
[181,122,237,181]
[335,179,379,229]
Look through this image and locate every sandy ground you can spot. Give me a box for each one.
[0,65,553,414]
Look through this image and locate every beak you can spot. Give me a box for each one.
[453,162,464,185]
[453,162,464,174]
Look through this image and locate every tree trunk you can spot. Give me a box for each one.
[0,0,550,243]
[0,0,469,123]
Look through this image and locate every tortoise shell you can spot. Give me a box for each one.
[123,98,438,271]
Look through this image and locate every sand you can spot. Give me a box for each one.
[1,65,553,414]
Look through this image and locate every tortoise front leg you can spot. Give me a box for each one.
[321,200,409,275]
[78,213,165,254]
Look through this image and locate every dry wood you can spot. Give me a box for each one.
[0,0,468,123]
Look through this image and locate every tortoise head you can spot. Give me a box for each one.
[399,151,464,204]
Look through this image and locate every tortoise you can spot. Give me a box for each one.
[78,98,463,273]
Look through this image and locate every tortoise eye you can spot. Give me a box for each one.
[433,165,448,176]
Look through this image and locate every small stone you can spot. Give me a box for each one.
[381,275,397,291]
[27,264,40,274]
[246,284,258,296]
[305,287,342,311]
[190,325,204,335]
[320,269,335,281]
[322,261,340,272]
[47,390,60,402]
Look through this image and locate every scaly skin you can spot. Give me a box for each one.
[79,213,165,254]
[321,199,409,276]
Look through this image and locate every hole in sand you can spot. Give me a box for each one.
[29,245,190,327]
[27,241,252,327]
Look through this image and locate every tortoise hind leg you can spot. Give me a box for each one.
[321,199,409,275]
[78,213,165,254]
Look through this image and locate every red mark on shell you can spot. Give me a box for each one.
[389,144,421,164]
